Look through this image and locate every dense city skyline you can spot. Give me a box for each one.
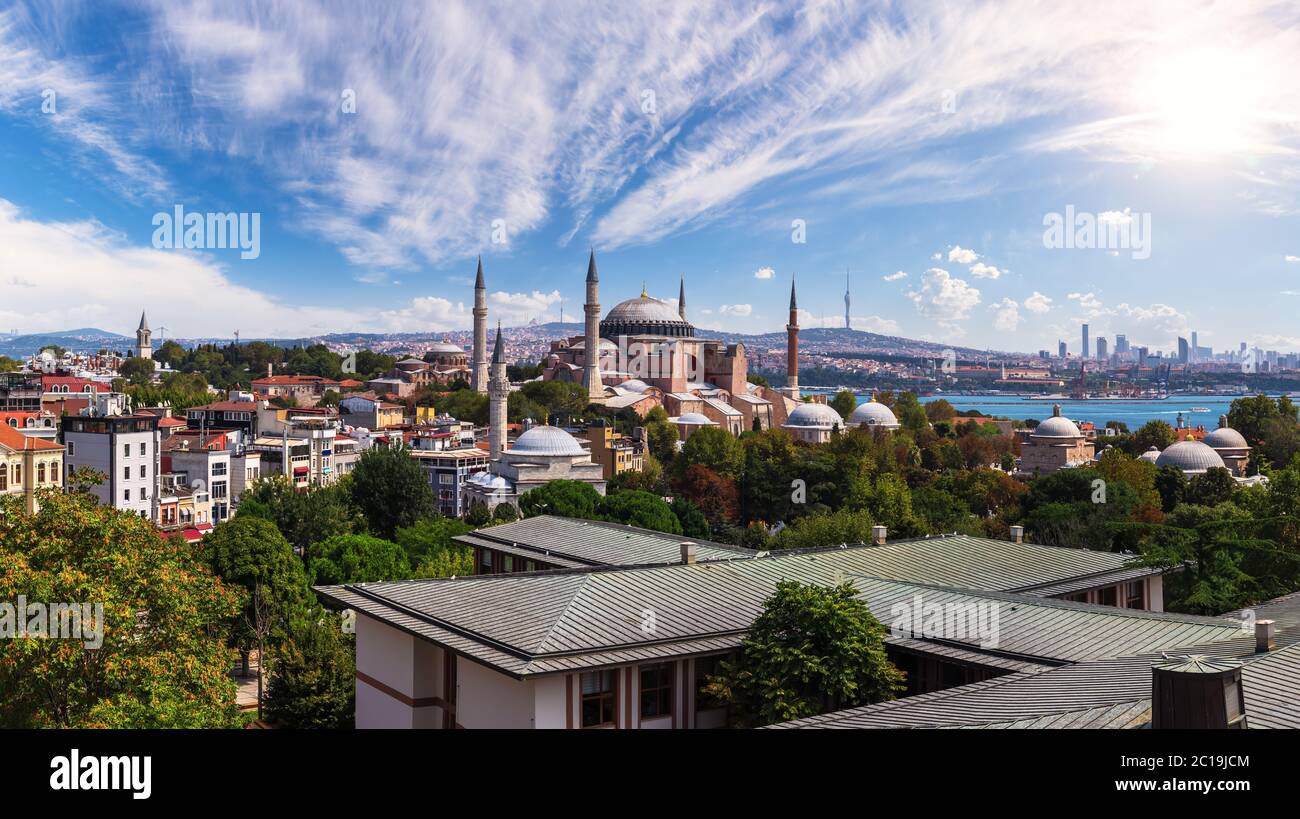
[2,1,1300,353]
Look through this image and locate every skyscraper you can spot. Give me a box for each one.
[1081,323,1090,360]
[1191,331,1198,363]
[1058,340,1067,359]
[1096,337,1108,361]
[1178,337,1189,363]
[1115,334,1129,355]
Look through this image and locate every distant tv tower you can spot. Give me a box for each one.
[233,330,240,346]
[844,269,851,330]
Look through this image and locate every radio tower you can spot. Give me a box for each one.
[844,269,851,330]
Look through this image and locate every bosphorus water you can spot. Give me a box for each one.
[914,395,1241,429]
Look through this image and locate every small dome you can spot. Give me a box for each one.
[1033,416,1082,438]
[510,425,586,456]
[426,342,464,355]
[617,379,650,393]
[847,400,899,428]
[1156,440,1226,474]
[1204,416,1248,450]
[1138,446,1161,463]
[785,403,844,429]
[676,412,715,425]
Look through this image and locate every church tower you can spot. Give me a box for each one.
[582,249,604,401]
[488,322,509,460]
[785,277,799,400]
[135,311,152,360]
[471,256,489,393]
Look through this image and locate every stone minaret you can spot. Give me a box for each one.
[582,249,604,400]
[678,275,687,320]
[785,277,799,400]
[471,256,489,393]
[135,311,152,360]
[489,322,509,460]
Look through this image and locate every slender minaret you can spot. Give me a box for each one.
[489,322,509,460]
[582,249,604,400]
[678,275,687,320]
[136,311,152,360]
[785,276,799,400]
[471,256,489,393]
[844,270,851,330]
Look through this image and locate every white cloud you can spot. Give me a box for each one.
[969,262,1002,279]
[1067,291,1104,317]
[754,266,775,279]
[990,298,1021,332]
[882,271,908,282]
[947,245,979,264]
[1023,291,1053,313]
[719,303,753,317]
[906,268,981,323]
[1286,255,1300,263]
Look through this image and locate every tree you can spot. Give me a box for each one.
[307,534,410,585]
[349,445,437,538]
[598,490,682,534]
[265,613,355,728]
[671,497,711,539]
[520,380,590,424]
[924,399,957,424]
[771,508,877,550]
[1155,465,1188,513]
[118,356,156,386]
[519,479,603,520]
[1133,420,1176,454]
[672,464,740,526]
[493,503,519,522]
[607,452,666,495]
[0,490,243,728]
[675,425,743,480]
[739,428,800,524]
[396,518,475,578]
[239,476,362,553]
[703,581,904,727]
[747,373,769,388]
[1188,467,1237,507]
[1228,394,1297,445]
[829,390,857,420]
[643,406,679,466]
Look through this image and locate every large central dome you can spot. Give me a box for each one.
[601,295,694,338]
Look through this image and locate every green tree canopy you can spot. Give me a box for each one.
[349,445,437,538]
[703,580,904,727]
[264,613,355,729]
[0,491,243,727]
[829,390,857,420]
[396,517,475,578]
[598,489,682,534]
[519,479,603,519]
[307,534,411,585]
[239,476,362,553]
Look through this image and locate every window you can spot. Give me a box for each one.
[580,671,618,728]
[212,462,227,476]
[11,464,19,484]
[1124,580,1145,609]
[0,463,7,491]
[477,548,494,575]
[37,462,45,484]
[123,443,131,457]
[139,442,147,456]
[1095,585,1118,607]
[639,662,674,719]
[66,441,74,457]
[139,465,147,479]
[212,481,227,499]
[124,466,131,480]
[124,488,131,501]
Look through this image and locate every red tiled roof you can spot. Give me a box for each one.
[189,401,258,412]
[252,375,340,386]
[0,424,63,452]
[158,417,188,427]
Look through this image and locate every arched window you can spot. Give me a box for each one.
[0,463,7,491]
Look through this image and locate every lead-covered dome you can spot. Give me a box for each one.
[1033,405,1082,438]
[785,403,844,430]
[601,295,694,338]
[1138,446,1161,463]
[510,425,586,456]
[847,400,900,429]
[676,412,715,425]
[1155,440,1226,474]
[1204,416,1248,450]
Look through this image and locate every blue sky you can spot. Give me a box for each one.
[2,0,1299,354]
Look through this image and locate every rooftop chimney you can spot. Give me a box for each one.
[1009,525,1024,544]
[871,525,887,546]
[680,542,697,565]
[1151,656,1247,729]
[1256,619,1276,654]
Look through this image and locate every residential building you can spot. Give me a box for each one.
[163,436,234,522]
[0,409,59,442]
[61,414,161,519]
[340,395,405,430]
[586,421,643,481]
[409,447,490,517]
[186,400,259,437]
[0,423,64,513]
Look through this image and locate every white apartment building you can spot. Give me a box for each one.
[61,414,162,519]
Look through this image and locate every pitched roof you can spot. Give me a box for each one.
[316,531,1168,679]
[454,515,751,568]
[0,423,63,452]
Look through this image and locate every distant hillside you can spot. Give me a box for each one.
[0,328,130,358]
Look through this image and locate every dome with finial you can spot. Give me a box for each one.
[785,402,844,430]
[601,293,694,338]
[1156,440,1226,474]
[847,399,900,429]
[1032,404,1083,438]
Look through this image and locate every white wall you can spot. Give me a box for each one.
[457,659,535,728]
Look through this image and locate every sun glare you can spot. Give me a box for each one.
[1130,47,1268,159]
